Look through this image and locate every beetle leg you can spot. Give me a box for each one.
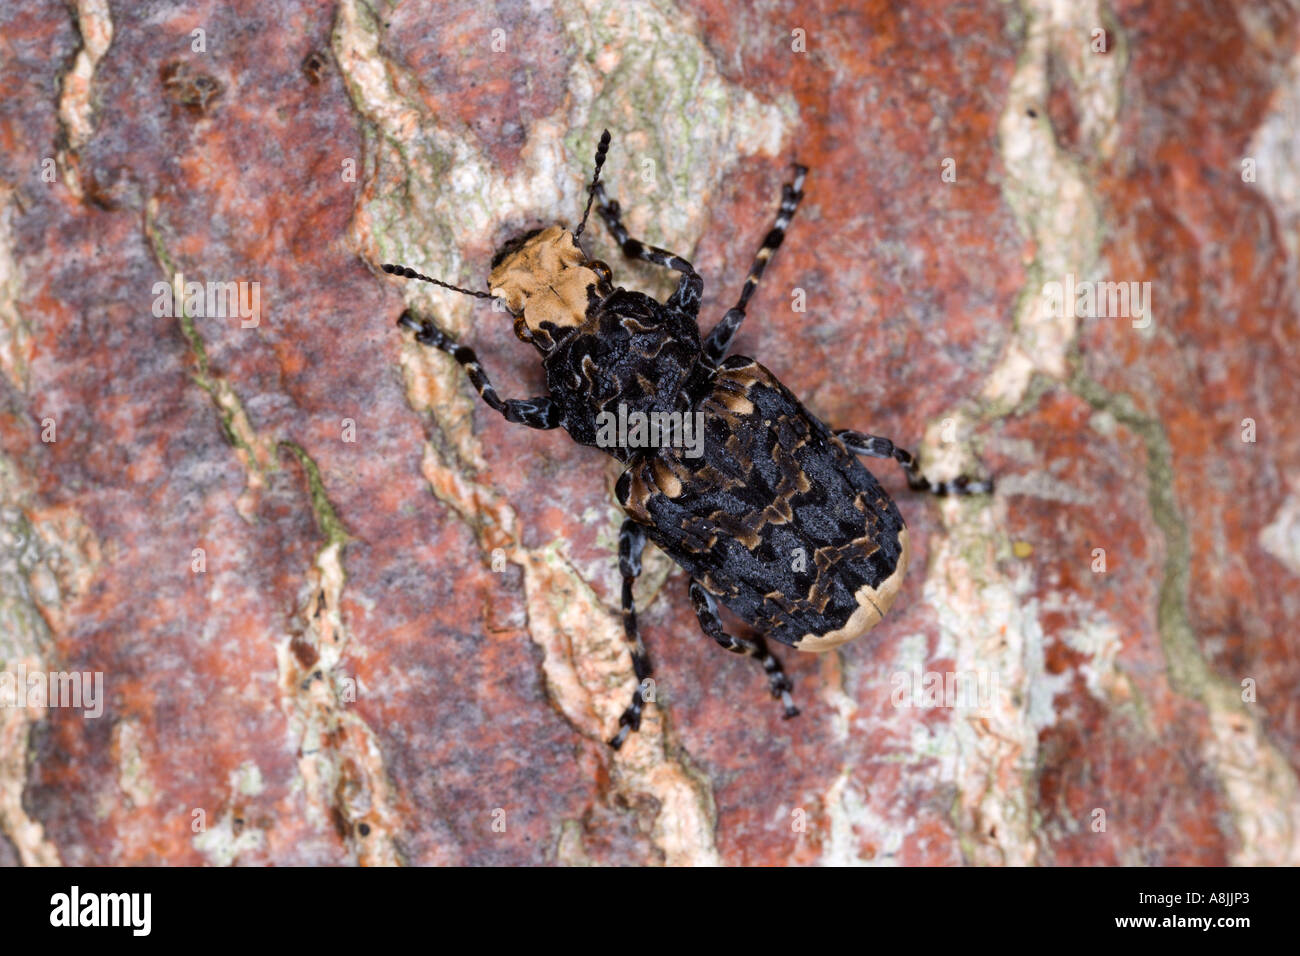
[689,579,800,719]
[398,311,563,429]
[835,429,994,496]
[590,183,702,318]
[609,519,653,750]
[702,164,807,366]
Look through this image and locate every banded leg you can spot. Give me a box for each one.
[398,311,562,429]
[835,429,994,495]
[703,164,807,365]
[689,579,799,719]
[591,183,702,317]
[609,520,653,749]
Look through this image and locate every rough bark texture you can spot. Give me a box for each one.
[1,0,1298,865]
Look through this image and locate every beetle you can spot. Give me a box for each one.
[381,130,992,748]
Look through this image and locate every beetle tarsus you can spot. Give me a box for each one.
[690,578,801,724]
[836,428,994,498]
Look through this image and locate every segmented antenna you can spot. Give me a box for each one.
[381,263,494,299]
[572,128,612,240]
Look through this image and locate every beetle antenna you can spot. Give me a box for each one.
[381,263,494,299]
[572,128,611,240]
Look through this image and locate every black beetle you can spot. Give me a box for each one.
[382,130,991,748]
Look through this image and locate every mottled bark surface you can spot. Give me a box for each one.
[0,0,1297,865]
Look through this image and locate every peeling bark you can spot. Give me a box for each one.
[0,0,1296,866]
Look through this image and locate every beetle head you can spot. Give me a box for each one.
[382,129,614,353]
[488,225,612,348]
